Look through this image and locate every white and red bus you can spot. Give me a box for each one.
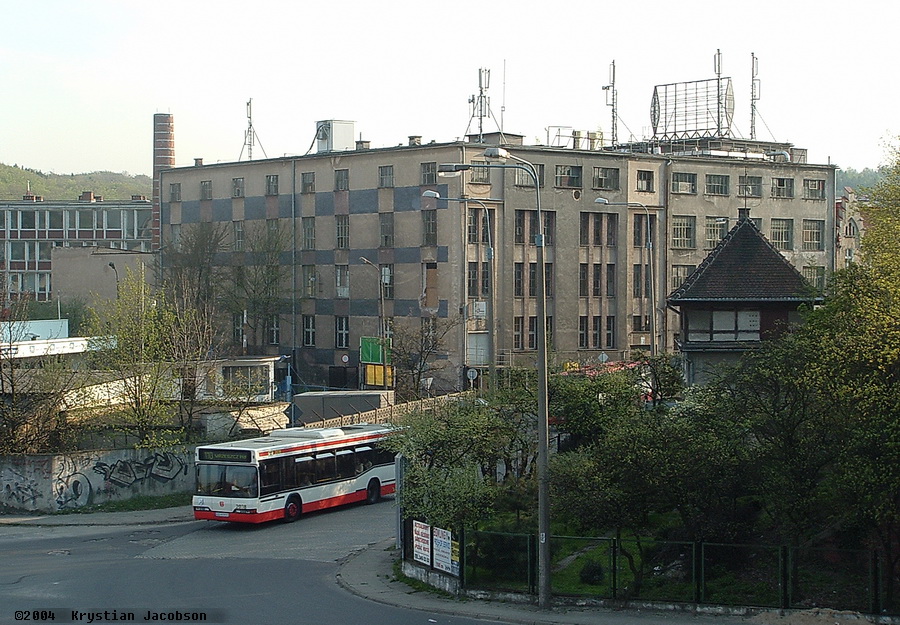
[192,423,396,523]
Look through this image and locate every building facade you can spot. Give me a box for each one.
[158,126,836,392]
[0,191,153,302]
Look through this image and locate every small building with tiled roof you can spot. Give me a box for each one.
[667,210,822,384]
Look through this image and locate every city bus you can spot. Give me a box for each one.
[192,423,396,523]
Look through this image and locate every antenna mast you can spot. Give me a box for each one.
[468,68,491,143]
[714,49,724,136]
[602,60,618,145]
[244,99,255,160]
[750,53,760,140]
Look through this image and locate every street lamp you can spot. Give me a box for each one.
[421,191,499,389]
[439,147,552,609]
[108,262,120,298]
[360,256,388,392]
[595,197,658,356]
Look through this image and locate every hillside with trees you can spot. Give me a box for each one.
[0,162,151,201]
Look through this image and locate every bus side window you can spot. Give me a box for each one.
[373,445,395,466]
[314,453,336,483]
[259,459,281,496]
[336,450,356,479]
[355,446,374,473]
[295,456,314,486]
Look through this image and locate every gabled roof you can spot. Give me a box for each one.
[667,218,818,304]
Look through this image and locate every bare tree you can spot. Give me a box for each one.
[389,314,462,400]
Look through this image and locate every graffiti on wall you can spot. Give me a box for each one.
[93,452,188,489]
[1,466,44,508]
[53,451,190,510]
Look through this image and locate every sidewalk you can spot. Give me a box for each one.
[0,505,196,526]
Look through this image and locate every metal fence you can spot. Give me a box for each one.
[410,529,891,614]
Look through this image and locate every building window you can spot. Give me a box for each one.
[379,212,394,247]
[421,317,437,351]
[467,262,479,297]
[335,316,349,349]
[467,209,480,244]
[169,183,181,202]
[772,177,794,198]
[605,316,616,348]
[381,264,394,299]
[335,215,350,249]
[302,216,315,250]
[266,174,279,196]
[481,261,490,297]
[528,316,537,350]
[633,315,651,332]
[335,265,349,298]
[514,210,526,244]
[302,315,316,346]
[579,264,589,297]
[606,264,616,297]
[606,213,618,246]
[705,174,730,196]
[514,164,544,187]
[528,263,537,297]
[592,167,620,190]
[233,312,245,345]
[771,218,794,250]
[705,216,728,249]
[268,315,280,345]
[267,218,279,236]
[671,215,696,249]
[200,180,212,201]
[802,219,825,251]
[802,266,826,291]
[378,165,394,188]
[231,177,245,198]
[633,213,655,248]
[578,316,589,349]
[301,172,315,194]
[334,169,349,191]
[422,210,437,246]
[590,316,601,348]
[302,265,317,298]
[554,165,582,188]
[592,264,602,297]
[803,179,826,200]
[579,213,590,246]
[514,262,524,297]
[233,220,244,252]
[686,309,761,342]
[738,175,763,197]
[671,264,696,291]
[632,264,650,298]
[470,160,491,184]
[513,316,524,350]
[545,263,554,298]
[421,162,437,185]
[636,170,654,192]
[542,211,556,246]
[672,172,697,194]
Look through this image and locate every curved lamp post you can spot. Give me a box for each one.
[438,147,551,608]
[421,191,499,390]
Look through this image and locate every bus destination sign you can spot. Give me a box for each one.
[198,448,252,463]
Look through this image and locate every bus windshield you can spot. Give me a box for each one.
[196,464,259,499]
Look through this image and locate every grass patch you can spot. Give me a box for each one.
[52,492,192,515]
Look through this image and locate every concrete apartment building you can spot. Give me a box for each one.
[157,118,836,392]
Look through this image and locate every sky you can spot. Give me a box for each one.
[1,0,897,178]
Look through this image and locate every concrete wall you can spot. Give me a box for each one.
[0,447,193,513]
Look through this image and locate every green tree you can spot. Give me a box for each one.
[84,269,182,447]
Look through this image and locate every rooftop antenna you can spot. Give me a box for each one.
[714,49,724,137]
[602,60,618,145]
[500,60,506,133]
[239,98,268,161]
[750,53,760,140]
[468,68,491,143]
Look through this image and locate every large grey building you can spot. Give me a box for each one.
[157,120,835,393]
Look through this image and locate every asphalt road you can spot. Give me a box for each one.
[0,498,491,625]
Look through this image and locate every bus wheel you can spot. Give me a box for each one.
[366,479,381,505]
[283,496,302,522]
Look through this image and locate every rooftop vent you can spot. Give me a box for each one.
[408,135,422,146]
